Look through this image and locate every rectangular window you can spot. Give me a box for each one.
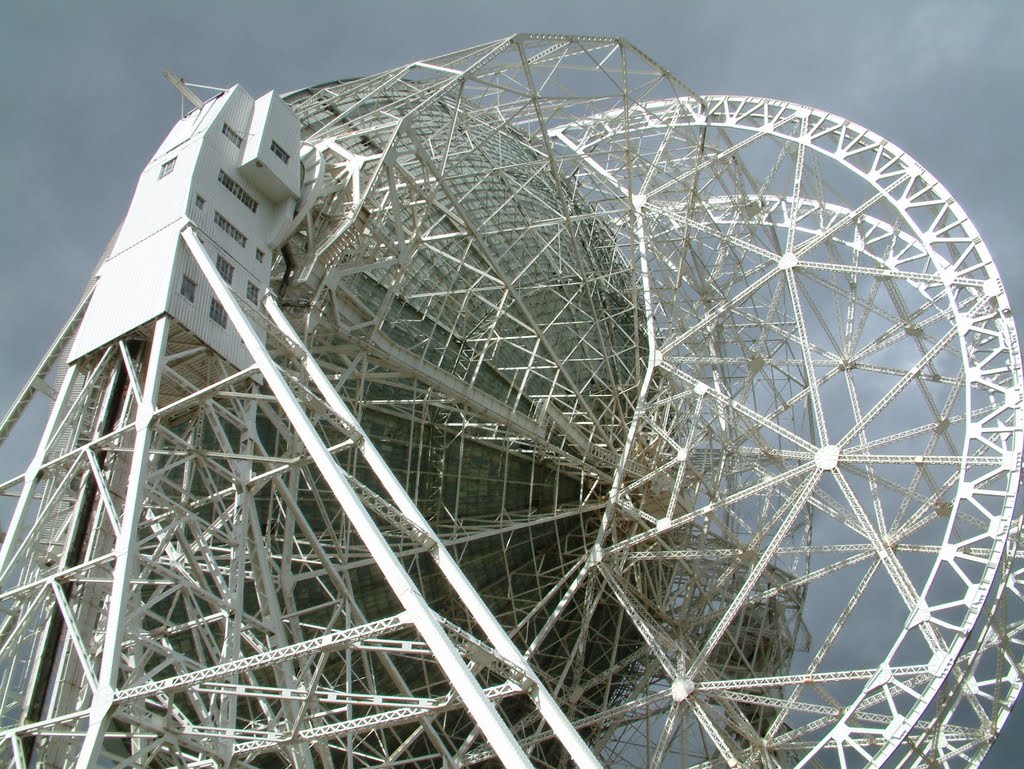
[269,140,290,164]
[215,254,234,284]
[221,122,243,148]
[209,298,228,328]
[256,248,265,263]
[213,211,247,248]
[246,281,259,304]
[158,157,176,178]
[194,194,205,210]
[180,275,196,302]
[217,169,258,212]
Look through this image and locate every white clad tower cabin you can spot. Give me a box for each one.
[70,83,303,369]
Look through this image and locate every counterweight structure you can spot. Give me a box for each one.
[0,35,1022,769]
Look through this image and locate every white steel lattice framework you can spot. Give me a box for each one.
[0,34,1022,769]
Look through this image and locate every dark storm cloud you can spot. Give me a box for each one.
[1,1,1021,765]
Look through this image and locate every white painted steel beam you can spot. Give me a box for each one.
[263,292,603,769]
[182,225,536,769]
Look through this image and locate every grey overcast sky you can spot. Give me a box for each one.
[1,1,1022,765]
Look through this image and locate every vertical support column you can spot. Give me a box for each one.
[0,361,81,577]
[76,316,170,769]
[0,361,85,760]
[228,393,320,768]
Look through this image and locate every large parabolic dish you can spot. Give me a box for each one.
[0,35,1021,769]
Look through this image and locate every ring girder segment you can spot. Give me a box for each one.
[548,94,1021,767]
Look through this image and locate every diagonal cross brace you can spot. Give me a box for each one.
[182,226,547,769]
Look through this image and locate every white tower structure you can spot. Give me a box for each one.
[0,35,1021,769]
[70,85,301,369]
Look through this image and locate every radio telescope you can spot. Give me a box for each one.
[0,34,1021,769]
